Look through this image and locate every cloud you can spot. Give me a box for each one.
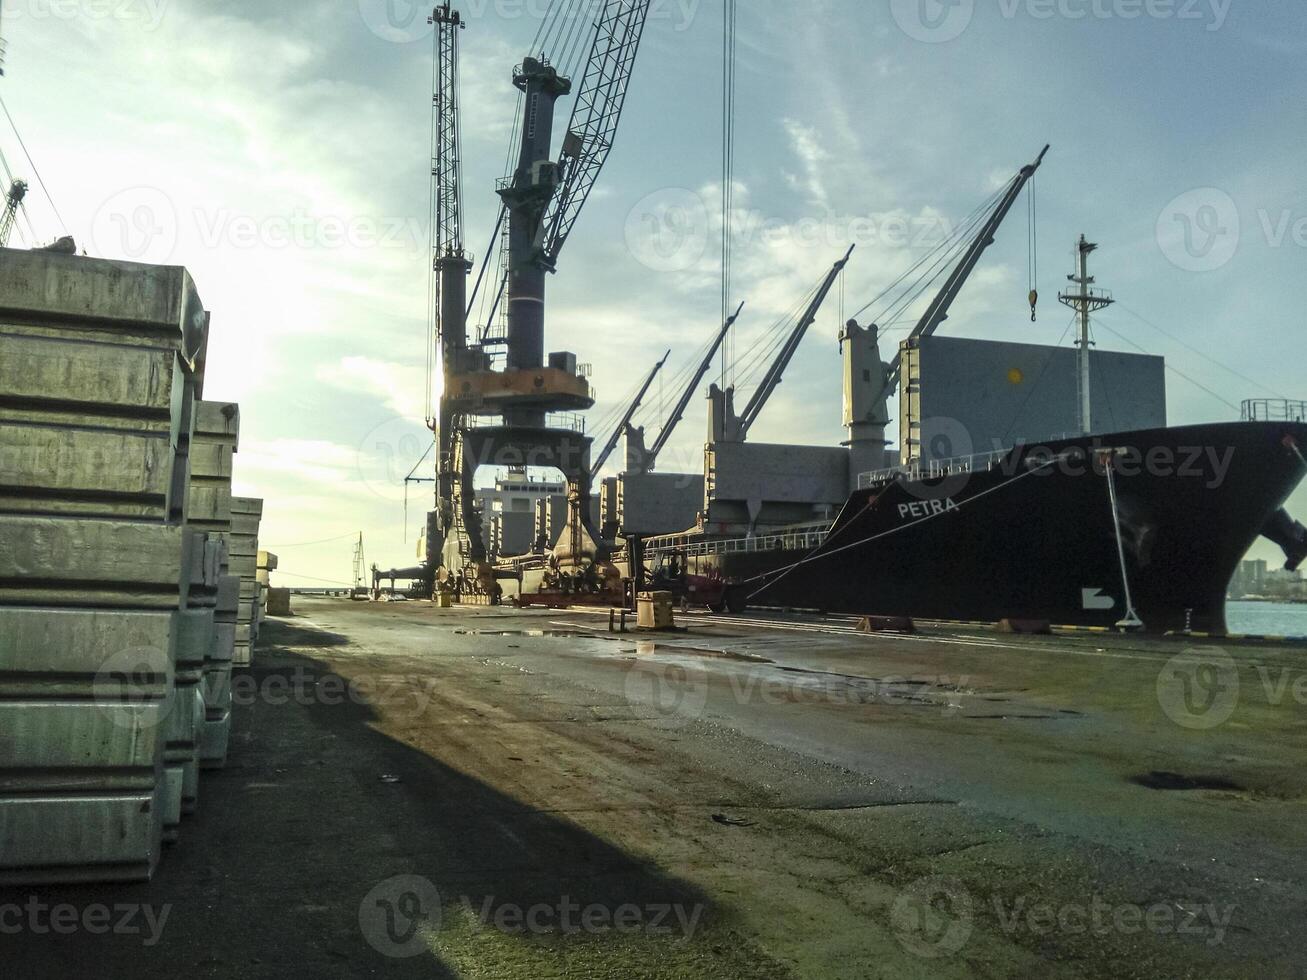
[7,0,1305,577]
[317,357,429,418]
[781,118,831,208]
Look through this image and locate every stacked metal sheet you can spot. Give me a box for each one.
[0,247,262,884]
[230,497,264,667]
[256,550,278,586]
[255,550,276,633]
[189,401,241,770]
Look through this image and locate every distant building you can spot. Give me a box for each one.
[1228,559,1270,598]
[475,470,565,560]
[1229,559,1306,600]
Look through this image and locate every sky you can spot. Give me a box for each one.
[2,0,1305,587]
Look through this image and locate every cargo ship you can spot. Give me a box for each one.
[651,419,1307,634]
[627,157,1307,635]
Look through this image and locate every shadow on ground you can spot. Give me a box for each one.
[1,617,778,979]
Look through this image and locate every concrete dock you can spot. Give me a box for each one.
[3,597,1304,978]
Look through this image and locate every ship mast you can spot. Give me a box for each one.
[1059,235,1114,435]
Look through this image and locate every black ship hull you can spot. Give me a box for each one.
[685,422,1307,634]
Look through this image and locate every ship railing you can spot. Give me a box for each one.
[1242,399,1307,423]
[461,413,587,434]
[643,521,833,559]
[857,448,1012,489]
[548,413,587,434]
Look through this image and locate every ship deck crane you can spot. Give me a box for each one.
[590,350,669,480]
[633,302,745,473]
[734,246,856,441]
[874,145,1049,401]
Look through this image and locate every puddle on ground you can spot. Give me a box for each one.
[454,629,583,639]
[1131,771,1246,793]
[614,640,774,663]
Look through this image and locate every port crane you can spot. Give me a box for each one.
[374,0,657,597]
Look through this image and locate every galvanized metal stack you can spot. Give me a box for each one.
[190,401,241,770]
[256,550,277,629]
[0,246,262,884]
[230,496,264,667]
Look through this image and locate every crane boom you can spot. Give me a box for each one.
[738,245,856,439]
[590,350,669,480]
[428,3,473,571]
[432,2,472,375]
[880,145,1049,395]
[432,2,466,260]
[646,302,744,469]
[542,0,653,267]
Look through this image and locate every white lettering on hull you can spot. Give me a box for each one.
[897,498,960,521]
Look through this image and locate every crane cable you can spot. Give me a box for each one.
[558,0,599,80]
[0,94,66,237]
[850,183,1005,325]
[868,204,996,333]
[1028,174,1039,321]
[720,0,738,389]
[0,144,35,246]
